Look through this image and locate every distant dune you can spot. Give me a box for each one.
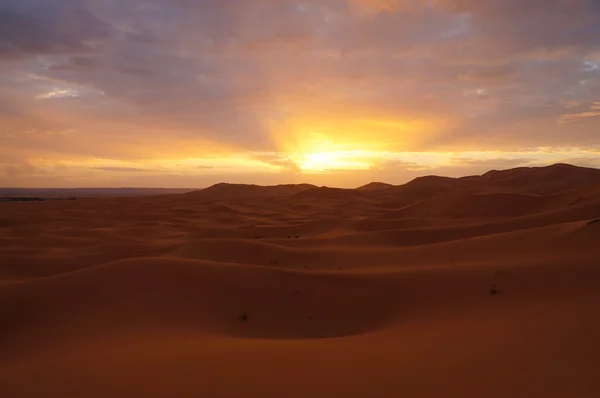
[1,163,600,398]
[185,183,317,201]
[356,181,394,191]
[474,162,600,193]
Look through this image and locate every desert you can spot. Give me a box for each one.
[3,2,600,395]
[1,163,599,398]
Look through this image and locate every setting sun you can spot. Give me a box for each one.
[293,151,373,173]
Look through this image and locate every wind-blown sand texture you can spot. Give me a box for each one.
[1,163,600,398]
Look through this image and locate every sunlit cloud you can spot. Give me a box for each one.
[560,111,600,122]
[35,88,81,99]
[89,166,155,173]
[560,101,600,122]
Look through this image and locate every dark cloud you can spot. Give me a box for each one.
[0,0,111,59]
[433,0,600,56]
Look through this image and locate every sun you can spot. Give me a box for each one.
[299,152,338,172]
[294,151,372,173]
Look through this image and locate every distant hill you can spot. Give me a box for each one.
[186,183,317,201]
[4,164,599,203]
[365,163,600,220]
[366,175,470,207]
[367,163,600,206]
[357,182,394,191]
[468,163,600,194]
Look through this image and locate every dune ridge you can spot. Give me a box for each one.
[1,163,600,398]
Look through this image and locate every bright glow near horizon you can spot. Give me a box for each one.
[294,151,372,172]
[23,147,597,188]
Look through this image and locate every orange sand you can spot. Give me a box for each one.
[1,163,600,397]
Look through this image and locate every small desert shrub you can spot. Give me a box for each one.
[489,285,499,295]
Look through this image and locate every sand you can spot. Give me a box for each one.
[1,163,600,398]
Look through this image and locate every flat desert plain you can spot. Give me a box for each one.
[1,163,600,398]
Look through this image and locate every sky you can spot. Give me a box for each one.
[1,0,600,188]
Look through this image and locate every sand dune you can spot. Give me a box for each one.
[1,163,600,398]
[474,162,600,194]
[186,183,317,201]
[289,186,369,201]
[384,191,548,219]
[356,181,394,191]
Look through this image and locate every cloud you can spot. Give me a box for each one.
[0,0,111,59]
[371,159,427,171]
[250,152,302,172]
[451,157,536,169]
[560,101,600,121]
[1,0,600,187]
[36,88,82,99]
[557,157,600,168]
[560,111,600,121]
[89,166,155,173]
[0,160,40,179]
